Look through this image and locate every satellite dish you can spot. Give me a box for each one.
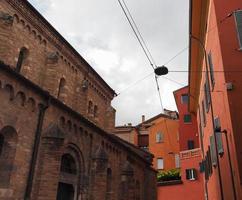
[154,66,168,76]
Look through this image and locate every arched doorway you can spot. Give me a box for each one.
[57,153,78,200]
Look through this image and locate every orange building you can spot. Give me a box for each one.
[133,111,180,171]
[114,111,180,171]
[189,0,242,199]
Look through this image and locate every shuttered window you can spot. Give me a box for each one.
[208,52,215,87]
[210,136,217,167]
[204,75,211,112]
[184,114,192,123]
[216,132,224,156]
[202,101,206,127]
[235,10,242,49]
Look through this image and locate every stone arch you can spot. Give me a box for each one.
[57,144,85,200]
[3,84,14,100]
[0,126,18,188]
[13,14,19,23]
[15,91,26,106]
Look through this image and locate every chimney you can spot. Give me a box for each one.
[142,115,145,123]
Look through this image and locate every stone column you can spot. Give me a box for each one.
[31,124,65,200]
[89,146,108,200]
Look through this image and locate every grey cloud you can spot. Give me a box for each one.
[29,0,189,125]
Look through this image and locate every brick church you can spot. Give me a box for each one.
[0,0,157,199]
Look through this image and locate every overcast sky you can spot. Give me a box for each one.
[29,0,189,125]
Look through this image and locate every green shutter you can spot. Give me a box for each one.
[210,135,217,167]
[216,132,224,156]
[208,52,215,86]
[235,10,242,49]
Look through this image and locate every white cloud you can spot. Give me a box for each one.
[29,0,189,125]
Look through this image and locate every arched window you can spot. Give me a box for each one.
[57,152,79,200]
[60,154,77,174]
[57,78,66,99]
[106,168,112,200]
[94,105,98,118]
[0,126,18,188]
[16,47,28,73]
[88,101,93,114]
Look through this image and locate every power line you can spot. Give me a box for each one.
[121,0,157,66]
[117,0,155,69]
[117,0,164,110]
[155,75,164,111]
[163,47,188,66]
[116,72,154,96]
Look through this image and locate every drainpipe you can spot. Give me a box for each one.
[190,35,224,200]
[222,129,237,200]
[24,97,50,200]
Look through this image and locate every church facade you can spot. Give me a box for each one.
[0,1,156,199]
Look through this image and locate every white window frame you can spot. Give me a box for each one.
[156,132,164,143]
[157,158,164,170]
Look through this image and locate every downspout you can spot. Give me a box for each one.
[24,97,50,200]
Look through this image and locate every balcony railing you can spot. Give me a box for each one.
[180,148,201,160]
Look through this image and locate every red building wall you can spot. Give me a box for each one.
[174,86,199,151]
[189,0,242,199]
[157,149,204,200]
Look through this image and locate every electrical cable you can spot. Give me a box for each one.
[116,72,154,96]
[117,0,155,69]
[121,0,157,66]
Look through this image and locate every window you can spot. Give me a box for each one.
[187,140,195,150]
[94,105,98,118]
[234,10,242,49]
[0,126,18,188]
[88,101,93,114]
[175,154,180,168]
[183,114,192,123]
[186,169,197,181]
[16,47,28,73]
[204,75,211,112]
[0,134,4,156]
[210,135,217,167]
[208,52,215,87]
[106,168,112,200]
[57,78,66,99]
[202,100,206,127]
[156,132,164,143]
[214,117,224,156]
[60,154,77,174]
[157,158,164,170]
[205,147,213,180]
[181,94,189,104]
